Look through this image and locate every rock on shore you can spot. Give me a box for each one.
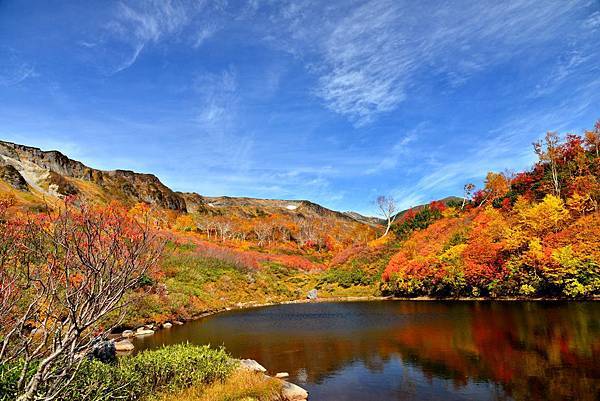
[238,358,308,400]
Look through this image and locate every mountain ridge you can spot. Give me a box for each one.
[0,139,382,226]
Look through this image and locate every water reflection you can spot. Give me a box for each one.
[134,301,600,401]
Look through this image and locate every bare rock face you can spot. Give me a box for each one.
[0,163,28,191]
[0,140,187,211]
[47,171,78,196]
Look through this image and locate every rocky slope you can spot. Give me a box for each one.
[0,140,380,226]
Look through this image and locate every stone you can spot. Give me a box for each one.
[90,340,116,363]
[135,327,155,336]
[239,359,267,373]
[122,330,134,338]
[280,380,308,401]
[307,289,318,300]
[114,340,135,352]
[162,322,172,329]
[173,320,184,325]
[275,372,289,379]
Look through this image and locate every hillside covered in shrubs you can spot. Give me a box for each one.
[381,124,600,298]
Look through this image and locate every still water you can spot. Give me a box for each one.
[133,301,599,401]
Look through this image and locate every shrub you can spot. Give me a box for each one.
[0,344,235,401]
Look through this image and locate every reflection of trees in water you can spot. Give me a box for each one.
[232,302,599,400]
[390,302,600,401]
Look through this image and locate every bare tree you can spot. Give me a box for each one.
[461,183,475,210]
[376,195,398,237]
[214,217,233,242]
[0,200,163,401]
[253,221,272,247]
[534,131,561,196]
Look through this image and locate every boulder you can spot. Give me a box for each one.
[135,328,154,336]
[173,320,184,325]
[239,359,267,373]
[281,380,308,401]
[90,340,116,363]
[275,372,289,379]
[307,289,318,300]
[162,322,172,329]
[114,340,135,352]
[122,330,134,338]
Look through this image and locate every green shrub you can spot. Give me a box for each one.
[0,344,235,401]
[320,267,376,288]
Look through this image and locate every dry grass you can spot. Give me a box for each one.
[151,369,283,401]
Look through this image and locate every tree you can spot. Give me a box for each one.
[461,183,475,210]
[376,195,398,237]
[533,131,561,196]
[0,200,164,401]
[584,122,599,157]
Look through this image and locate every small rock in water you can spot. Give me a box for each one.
[114,339,135,352]
[173,320,184,325]
[280,380,308,401]
[239,359,267,373]
[307,289,318,300]
[135,327,154,336]
[275,372,289,379]
[122,330,134,338]
[162,322,172,329]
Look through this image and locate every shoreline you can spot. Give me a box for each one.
[116,294,599,340]
[191,294,600,321]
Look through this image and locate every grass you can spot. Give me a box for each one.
[151,369,283,401]
[0,344,235,401]
[120,241,387,327]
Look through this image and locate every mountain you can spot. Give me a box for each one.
[0,140,380,226]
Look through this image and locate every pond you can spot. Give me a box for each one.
[133,301,600,401]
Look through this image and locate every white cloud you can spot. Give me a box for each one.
[92,0,224,73]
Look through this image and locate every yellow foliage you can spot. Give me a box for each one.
[368,232,394,247]
[439,243,467,265]
[550,246,581,277]
[521,238,545,268]
[152,369,283,401]
[174,214,196,232]
[504,226,528,251]
[442,206,459,218]
[566,193,595,215]
[517,195,569,235]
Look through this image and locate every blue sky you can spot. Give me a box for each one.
[0,1,599,215]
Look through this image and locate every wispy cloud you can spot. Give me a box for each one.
[366,126,420,174]
[0,47,36,86]
[258,0,591,125]
[390,81,600,210]
[192,66,256,172]
[84,0,226,73]
[105,0,197,72]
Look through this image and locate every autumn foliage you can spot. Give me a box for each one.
[382,123,600,298]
